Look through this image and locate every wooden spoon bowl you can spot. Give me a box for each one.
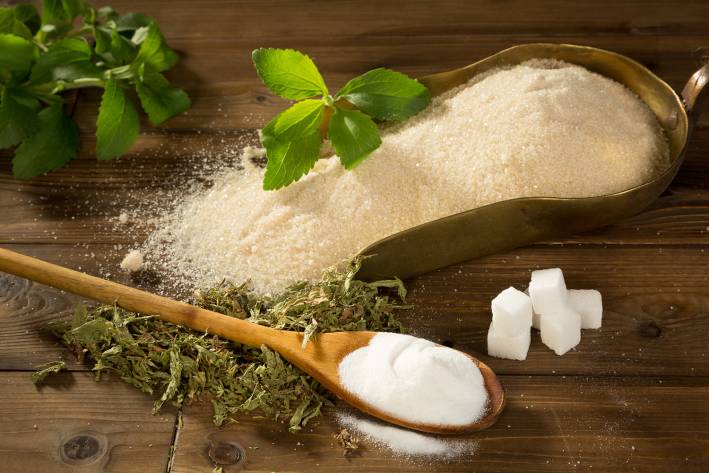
[0,247,505,434]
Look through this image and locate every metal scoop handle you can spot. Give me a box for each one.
[682,62,709,120]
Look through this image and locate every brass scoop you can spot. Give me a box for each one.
[356,43,708,281]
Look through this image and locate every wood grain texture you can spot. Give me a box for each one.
[0,371,177,473]
[2,243,709,378]
[63,0,709,132]
[1,0,708,471]
[1,128,708,246]
[171,376,709,473]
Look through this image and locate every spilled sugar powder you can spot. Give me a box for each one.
[336,411,478,459]
[337,333,488,427]
[141,60,668,292]
[120,249,143,273]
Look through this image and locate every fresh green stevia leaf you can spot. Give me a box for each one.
[261,99,326,190]
[335,67,430,121]
[30,38,102,83]
[13,4,41,34]
[0,8,15,33]
[0,7,32,38]
[41,0,85,23]
[13,103,79,179]
[262,99,325,141]
[115,12,152,32]
[135,71,191,125]
[0,88,38,149]
[110,27,138,64]
[96,79,140,160]
[252,48,328,100]
[263,132,322,191]
[93,25,111,54]
[0,34,36,73]
[328,106,382,169]
[133,23,177,72]
[31,360,66,384]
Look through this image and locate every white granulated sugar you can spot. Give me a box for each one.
[118,212,129,224]
[120,249,144,272]
[336,412,478,459]
[337,333,488,427]
[144,60,668,292]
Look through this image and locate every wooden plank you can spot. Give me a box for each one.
[1,127,708,246]
[69,33,709,131]
[170,376,709,473]
[2,243,709,377]
[0,371,177,473]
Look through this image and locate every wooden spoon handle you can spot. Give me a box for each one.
[0,247,277,346]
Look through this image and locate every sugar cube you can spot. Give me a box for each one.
[491,287,533,336]
[529,268,568,314]
[540,308,581,355]
[568,289,603,329]
[487,322,531,360]
[524,287,543,330]
[532,309,542,330]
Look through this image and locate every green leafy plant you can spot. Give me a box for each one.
[0,1,190,178]
[252,48,431,190]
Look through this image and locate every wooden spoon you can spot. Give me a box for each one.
[0,247,504,434]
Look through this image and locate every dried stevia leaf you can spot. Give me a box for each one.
[39,258,409,432]
[31,360,66,384]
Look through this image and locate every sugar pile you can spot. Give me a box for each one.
[337,333,488,427]
[336,411,478,460]
[142,60,668,293]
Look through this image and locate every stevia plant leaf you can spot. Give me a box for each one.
[0,7,32,39]
[12,103,79,179]
[13,4,41,35]
[328,106,382,169]
[30,38,102,83]
[115,12,152,32]
[0,33,36,74]
[263,132,323,191]
[0,87,38,149]
[41,0,85,23]
[93,25,111,54]
[252,48,328,100]
[110,27,138,64]
[135,70,191,125]
[31,360,67,384]
[133,22,177,72]
[336,67,430,121]
[261,99,325,190]
[96,79,140,160]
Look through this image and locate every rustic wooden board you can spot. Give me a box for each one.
[3,244,709,378]
[63,0,709,132]
[171,376,709,473]
[1,0,709,472]
[0,371,177,473]
[1,128,708,246]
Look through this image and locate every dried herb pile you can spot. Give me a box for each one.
[43,259,409,432]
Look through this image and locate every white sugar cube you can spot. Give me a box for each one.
[491,287,533,336]
[568,289,603,329]
[524,288,542,330]
[487,322,531,360]
[540,308,581,355]
[529,268,568,315]
[532,309,542,330]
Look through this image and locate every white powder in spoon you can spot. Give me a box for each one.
[337,333,488,427]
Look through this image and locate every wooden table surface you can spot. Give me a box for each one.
[2,1,709,471]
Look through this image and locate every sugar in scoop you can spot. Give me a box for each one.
[337,333,489,427]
